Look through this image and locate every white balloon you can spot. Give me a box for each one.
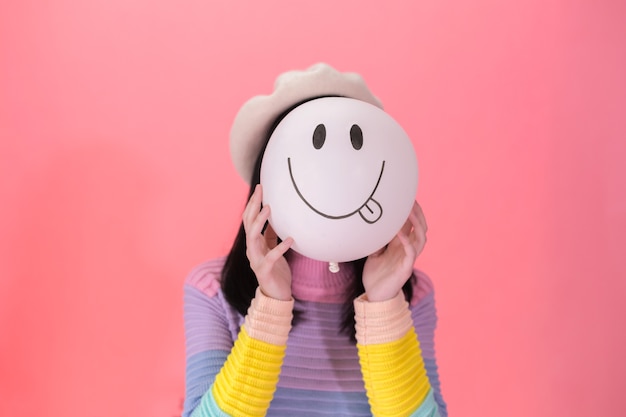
[260,97,418,263]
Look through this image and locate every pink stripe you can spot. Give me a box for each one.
[184,257,224,298]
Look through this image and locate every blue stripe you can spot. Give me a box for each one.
[269,387,370,416]
[183,350,229,417]
[424,357,448,417]
[183,351,447,417]
[188,374,371,417]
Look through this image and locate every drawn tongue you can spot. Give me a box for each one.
[358,198,383,224]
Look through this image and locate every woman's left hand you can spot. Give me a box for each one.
[362,201,428,302]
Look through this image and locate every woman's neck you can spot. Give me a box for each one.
[285,250,356,303]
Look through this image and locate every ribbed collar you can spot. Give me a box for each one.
[285,250,356,303]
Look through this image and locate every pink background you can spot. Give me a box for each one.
[1,1,625,416]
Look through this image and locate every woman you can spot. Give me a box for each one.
[182,63,447,417]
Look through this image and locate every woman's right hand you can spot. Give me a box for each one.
[243,184,294,301]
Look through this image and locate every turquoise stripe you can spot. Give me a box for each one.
[408,389,440,417]
[191,389,231,417]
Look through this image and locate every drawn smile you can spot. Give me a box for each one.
[287,158,385,224]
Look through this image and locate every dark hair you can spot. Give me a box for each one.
[220,97,414,339]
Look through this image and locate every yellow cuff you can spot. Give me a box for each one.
[212,326,286,416]
[357,328,431,417]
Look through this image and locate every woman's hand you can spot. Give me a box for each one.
[362,202,428,302]
[243,184,294,301]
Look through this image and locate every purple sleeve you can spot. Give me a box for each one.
[410,270,448,417]
[182,259,241,417]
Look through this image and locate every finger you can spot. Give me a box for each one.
[396,229,417,264]
[413,202,428,233]
[242,184,263,233]
[400,202,417,233]
[407,217,427,257]
[265,237,294,263]
[242,185,261,228]
[401,208,426,254]
[399,201,421,238]
[245,204,271,262]
[248,205,271,241]
[391,205,416,251]
[405,208,425,243]
[399,216,412,236]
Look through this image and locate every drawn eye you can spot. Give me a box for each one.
[350,124,363,150]
[312,124,326,149]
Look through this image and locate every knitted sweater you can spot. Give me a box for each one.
[182,251,447,417]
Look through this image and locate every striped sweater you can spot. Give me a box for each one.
[183,251,447,417]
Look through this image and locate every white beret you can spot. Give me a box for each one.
[229,63,383,183]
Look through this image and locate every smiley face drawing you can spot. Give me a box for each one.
[261,97,418,263]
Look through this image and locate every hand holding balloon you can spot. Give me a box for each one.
[362,202,428,302]
[243,184,294,301]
